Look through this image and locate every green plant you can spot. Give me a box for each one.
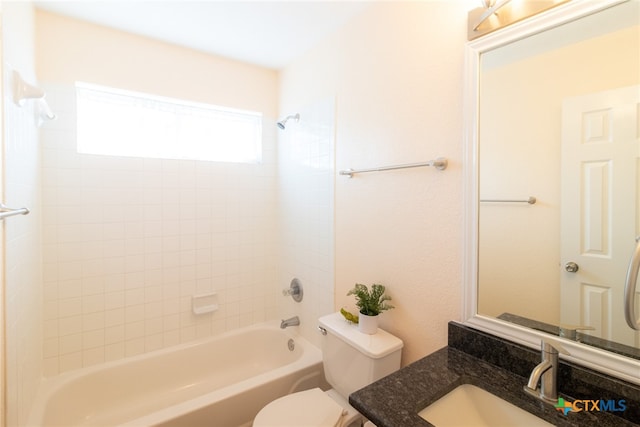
[347,283,394,316]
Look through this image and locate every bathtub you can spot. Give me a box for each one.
[28,322,325,427]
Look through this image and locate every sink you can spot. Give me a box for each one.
[418,384,554,427]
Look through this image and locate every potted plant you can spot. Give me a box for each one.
[346,283,394,334]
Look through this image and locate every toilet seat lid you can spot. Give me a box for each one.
[253,388,345,427]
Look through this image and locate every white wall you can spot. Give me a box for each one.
[34,10,277,115]
[280,1,474,365]
[3,2,43,424]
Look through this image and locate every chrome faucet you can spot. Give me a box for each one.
[280,316,300,329]
[523,339,568,404]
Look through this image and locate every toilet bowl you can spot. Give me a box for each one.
[252,388,362,427]
[253,312,403,427]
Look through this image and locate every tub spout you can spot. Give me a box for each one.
[280,316,300,329]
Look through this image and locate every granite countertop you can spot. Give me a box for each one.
[349,323,640,427]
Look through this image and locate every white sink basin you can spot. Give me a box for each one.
[418,384,554,427]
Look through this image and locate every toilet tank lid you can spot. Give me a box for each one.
[319,312,403,359]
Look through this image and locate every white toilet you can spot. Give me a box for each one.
[253,312,403,427]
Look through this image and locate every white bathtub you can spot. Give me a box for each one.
[28,322,325,427]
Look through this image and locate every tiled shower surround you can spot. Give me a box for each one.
[39,85,334,375]
[277,99,335,347]
[4,69,44,425]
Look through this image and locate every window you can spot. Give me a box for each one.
[76,82,262,163]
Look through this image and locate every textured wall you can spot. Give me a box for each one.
[280,1,473,365]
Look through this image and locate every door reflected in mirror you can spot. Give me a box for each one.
[477,0,640,357]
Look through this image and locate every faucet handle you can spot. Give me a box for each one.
[541,337,570,355]
[282,278,303,302]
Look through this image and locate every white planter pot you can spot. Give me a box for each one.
[358,313,379,334]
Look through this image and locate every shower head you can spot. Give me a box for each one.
[276,113,300,130]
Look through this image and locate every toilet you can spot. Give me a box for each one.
[253,312,403,427]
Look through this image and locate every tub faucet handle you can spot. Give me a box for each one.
[282,278,303,302]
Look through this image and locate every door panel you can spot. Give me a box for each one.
[561,85,640,347]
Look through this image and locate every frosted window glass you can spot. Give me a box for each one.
[76,82,262,163]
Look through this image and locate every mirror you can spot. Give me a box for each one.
[464,0,640,384]
[478,0,640,358]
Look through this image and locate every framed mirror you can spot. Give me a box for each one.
[463,0,640,385]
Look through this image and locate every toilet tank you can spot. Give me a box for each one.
[318,312,403,398]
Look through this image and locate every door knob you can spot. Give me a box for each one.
[565,262,579,273]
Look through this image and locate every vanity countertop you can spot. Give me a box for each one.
[349,323,640,427]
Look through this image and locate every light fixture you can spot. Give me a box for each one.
[468,0,570,40]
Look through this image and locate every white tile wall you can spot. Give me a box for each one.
[4,68,44,426]
[277,98,335,347]
[40,85,280,375]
